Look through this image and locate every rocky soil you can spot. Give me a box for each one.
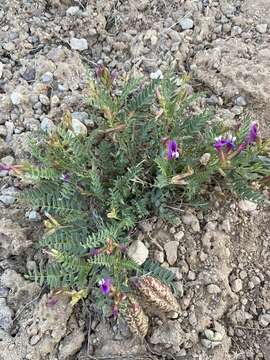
[0,0,269,359]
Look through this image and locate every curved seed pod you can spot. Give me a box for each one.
[132,276,180,314]
[124,295,149,338]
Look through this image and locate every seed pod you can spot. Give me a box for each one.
[132,276,180,314]
[124,295,149,338]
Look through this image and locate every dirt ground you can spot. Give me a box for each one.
[0,0,269,359]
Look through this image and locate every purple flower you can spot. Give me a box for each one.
[245,121,258,145]
[95,64,104,78]
[0,163,12,171]
[110,69,117,81]
[60,173,70,182]
[89,248,101,256]
[214,135,236,152]
[99,277,111,296]
[167,140,179,160]
[120,244,127,253]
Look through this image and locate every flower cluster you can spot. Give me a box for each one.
[214,122,259,163]
[95,64,117,83]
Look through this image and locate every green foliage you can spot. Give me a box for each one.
[21,68,269,317]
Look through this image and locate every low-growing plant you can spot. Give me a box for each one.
[3,67,269,330]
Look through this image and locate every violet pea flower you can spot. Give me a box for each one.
[167,140,179,160]
[245,121,258,145]
[214,135,236,152]
[99,278,111,296]
[60,173,70,182]
[0,163,12,171]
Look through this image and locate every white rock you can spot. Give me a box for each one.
[200,153,211,166]
[66,6,81,16]
[70,38,88,51]
[127,240,149,265]
[39,94,50,106]
[258,313,270,327]
[0,298,13,331]
[182,212,200,232]
[150,69,163,80]
[71,118,88,136]
[179,18,194,30]
[0,62,3,78]
[207,284,221,294]
[235,96,247,106]
[41,118,56,134]
[10,92,22,105]
[41,71,53,83]
[154,250,164,263]
[72,112,94,127]
[239,200,257,212]
[27,210,41,222]
[164,241,179,266]
[0,195,15,205]
[174,230,184,242]
[231,278,243,293]
[256,24,268,34]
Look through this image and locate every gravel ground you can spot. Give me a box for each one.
[0,1,269,359]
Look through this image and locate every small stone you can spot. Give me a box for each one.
[0,125,7,137]
[70,38,88,51]
[231,26,242,36]
[72,112,94,127]
[258,313,270,327]
[235,96,247,106]
[27,210,41,222]
[41,118,56,134]
[200,153,211,166]
[256,24,268,34]
[41,71,54,83]
[174,230,184,242]
[187,271,196,281]
[0,288,9,298]
[179,18,194,30]
[206,95,220,105]
[150,70,163,80]
[231,278,243,293]
[169,267,182,280]
[239,200,257,212]
[29,335,41,346]
[127,240,149,265]
[164,241,179,266]
[199,251,208,262]
[250,276,261,286]
[51,95,60,107]
[207,284,221,294]
[175,281,184,297]
[10,91,22,105]
[201,338,213,349]
[231,106,243,115]
[154,250,164,263]
[239,270,247,279]
[0,62,3,78]
[22,67,36,82]
[0,298,13,331]
[39,94,50,106]
[71,118,88,136]
[189,312,197,326]
[66,6,81,16]
[0,195,15,205]
[1,155,14,166]
[182,213,200,232]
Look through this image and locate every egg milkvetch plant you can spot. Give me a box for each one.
[13,68,269,331]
